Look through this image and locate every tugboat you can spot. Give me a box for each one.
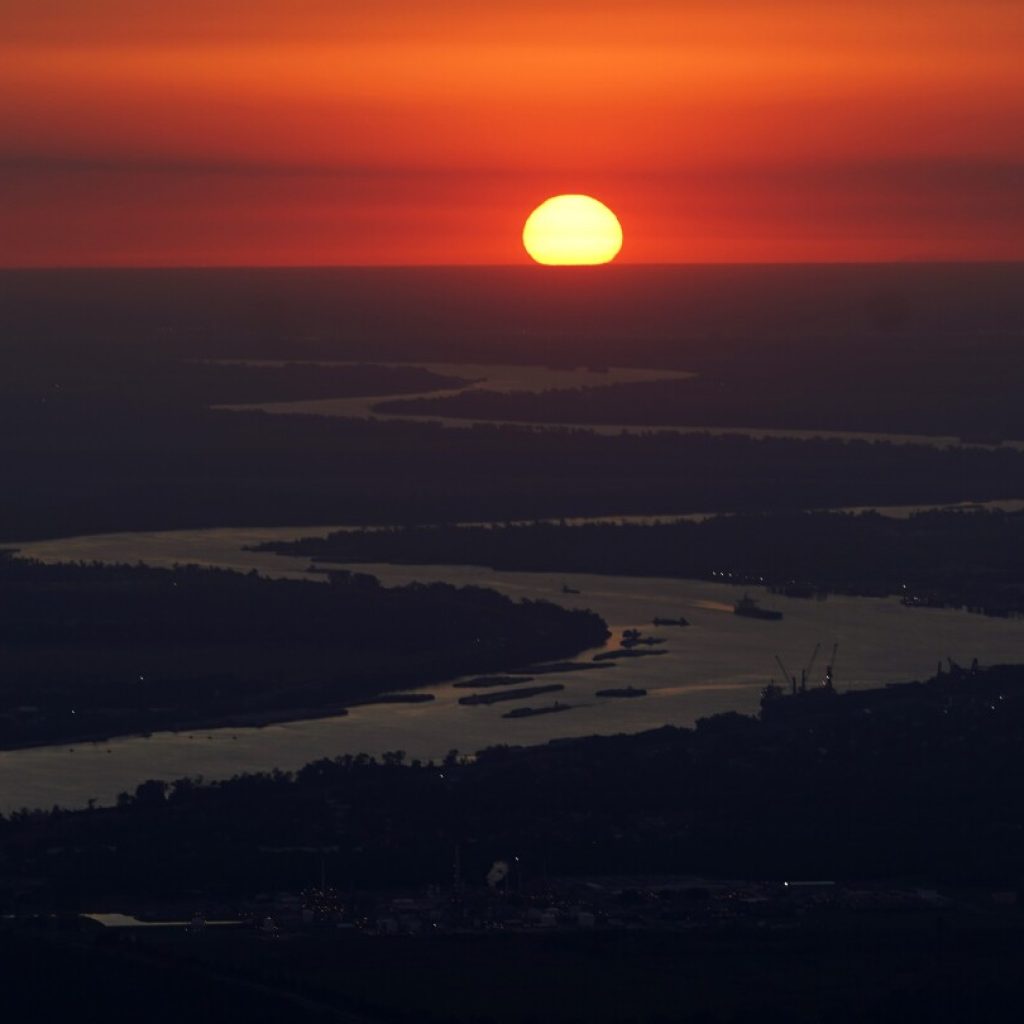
[733,594,783,621]
[621,628,643,647]
[561,584,581,595]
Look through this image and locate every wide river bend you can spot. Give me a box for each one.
[2,523,1022,812]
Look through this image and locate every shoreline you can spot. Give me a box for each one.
[0,703,355,755]
[0,695,441,755]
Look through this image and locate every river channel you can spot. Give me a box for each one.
[216,360,1024,451]
[3,522,1023,813]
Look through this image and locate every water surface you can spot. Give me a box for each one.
[4,523,1022,812]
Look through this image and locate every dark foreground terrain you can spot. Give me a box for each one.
[7,912,1024,1024]
[5,663,1024,1021]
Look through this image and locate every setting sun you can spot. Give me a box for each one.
[522,195,623,266]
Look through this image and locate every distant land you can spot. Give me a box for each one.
[3,264,1023,541]
[261,507,1024,617]
[3,264,1022,367]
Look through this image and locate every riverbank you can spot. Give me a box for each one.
[0,696,446,755]
[8,663,1024,897]
[258,507,1024,618]
[0,556,607,753]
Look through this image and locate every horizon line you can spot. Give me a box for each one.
[2,258,1023,272]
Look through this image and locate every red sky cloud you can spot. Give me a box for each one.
[2,1,1022,265]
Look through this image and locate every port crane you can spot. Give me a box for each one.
[774,643,824,695]
[774,655,797,695]
[801,642,822,691]
[824,642,839,690]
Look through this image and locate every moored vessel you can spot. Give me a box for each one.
[733,594,783,621]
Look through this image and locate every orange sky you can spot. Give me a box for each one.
[2,1,1022,265]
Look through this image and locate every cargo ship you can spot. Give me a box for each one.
[733,594,783,621]
[595,686,647,698]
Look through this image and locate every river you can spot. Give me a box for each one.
[215,360,1023,452]
[3,522,1023,813]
